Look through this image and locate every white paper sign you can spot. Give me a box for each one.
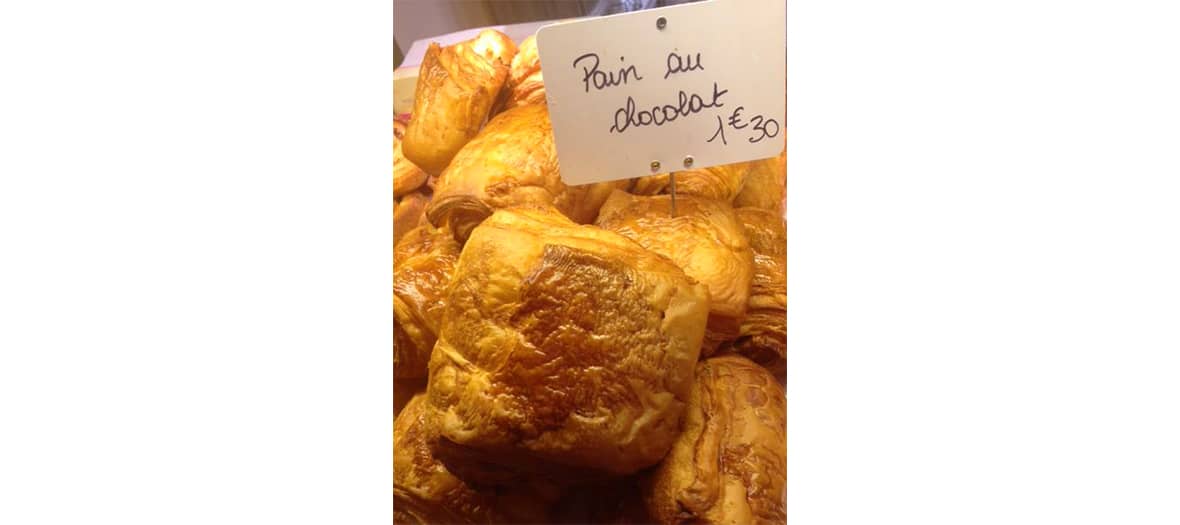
[536,0,785,185]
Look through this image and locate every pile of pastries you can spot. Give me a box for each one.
[394,29,787,524]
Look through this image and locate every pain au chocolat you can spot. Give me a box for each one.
[491,35,546,115]
[394,394,556,524]
[596,190,754,355]
[426,104,621,243]
[424,206,709,481]
[722,207,787,377]
[732,149,786,214]
[402,30,516,175]
[393,222,461,379]
[644,355,787,525]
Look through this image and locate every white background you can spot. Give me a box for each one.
[1,0,1178,523]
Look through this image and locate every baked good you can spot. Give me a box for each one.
[732,149,786,214]
[631,162,751,203]
[393,135,429,198]
[425,206,709,480]
[393,222,461,379]
[644,355,787,525]
[393,190,430,247]
[723,208,787,377]
[492,35,546,114]
[402,30,516,175]
[596,190,754,354]
[394,394,555,524]
[426,104,619,243]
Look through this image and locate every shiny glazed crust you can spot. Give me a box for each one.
[724,208,787,376]
[402,30,514,175]
[425,207,710,479]
[596,190,754,354]
[631,162,752,203]
[393,223,462,379]
[426,104,618,243]
[393,394,553,524]
[644,355,787,525]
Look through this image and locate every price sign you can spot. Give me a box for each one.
[537,0,785,185]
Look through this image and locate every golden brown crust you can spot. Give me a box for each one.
[401,30,514,175]
[394,394,553,524]
[425,207,710,480]
[732,150,786,214]
[393,223,461,379]
[644,355,786,525]
[631,162,752,203]
[595,190,754,355]
[493,35,546,115]
[426,104,618,243]
[393,136,429,198]
[393,191,430,248]
[721,208,787,377]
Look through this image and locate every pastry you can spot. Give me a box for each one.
[644,355,787,525]
[393,190,430,247]
[402,29,516,175]
[425,206,709,480]
[426,104,619,243]
[732,149,786,214]
[394,222,461,379]
[596,190,754,355]
[394,134,429,198]
[723,208,787,378]
[394,394,555,524]
[631,161,751,203]
[492,35,546,114]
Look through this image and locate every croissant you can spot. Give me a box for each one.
[596,190,754,355]
[393,222,461,379]
[644,355,787,525]
[394,394,555,524]
[426,104,619,243]
[393,190,430,247]
[733,149,786,213]
[492,35,546,115]
[631,161,751,203]
[425,206,709,481]
[723,208,787,377]
[402,29,515,175]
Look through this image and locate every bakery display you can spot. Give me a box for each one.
[644,355,787,525]
[596,190,754,355]
[402,30,515,175]
[394,27,785,524]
